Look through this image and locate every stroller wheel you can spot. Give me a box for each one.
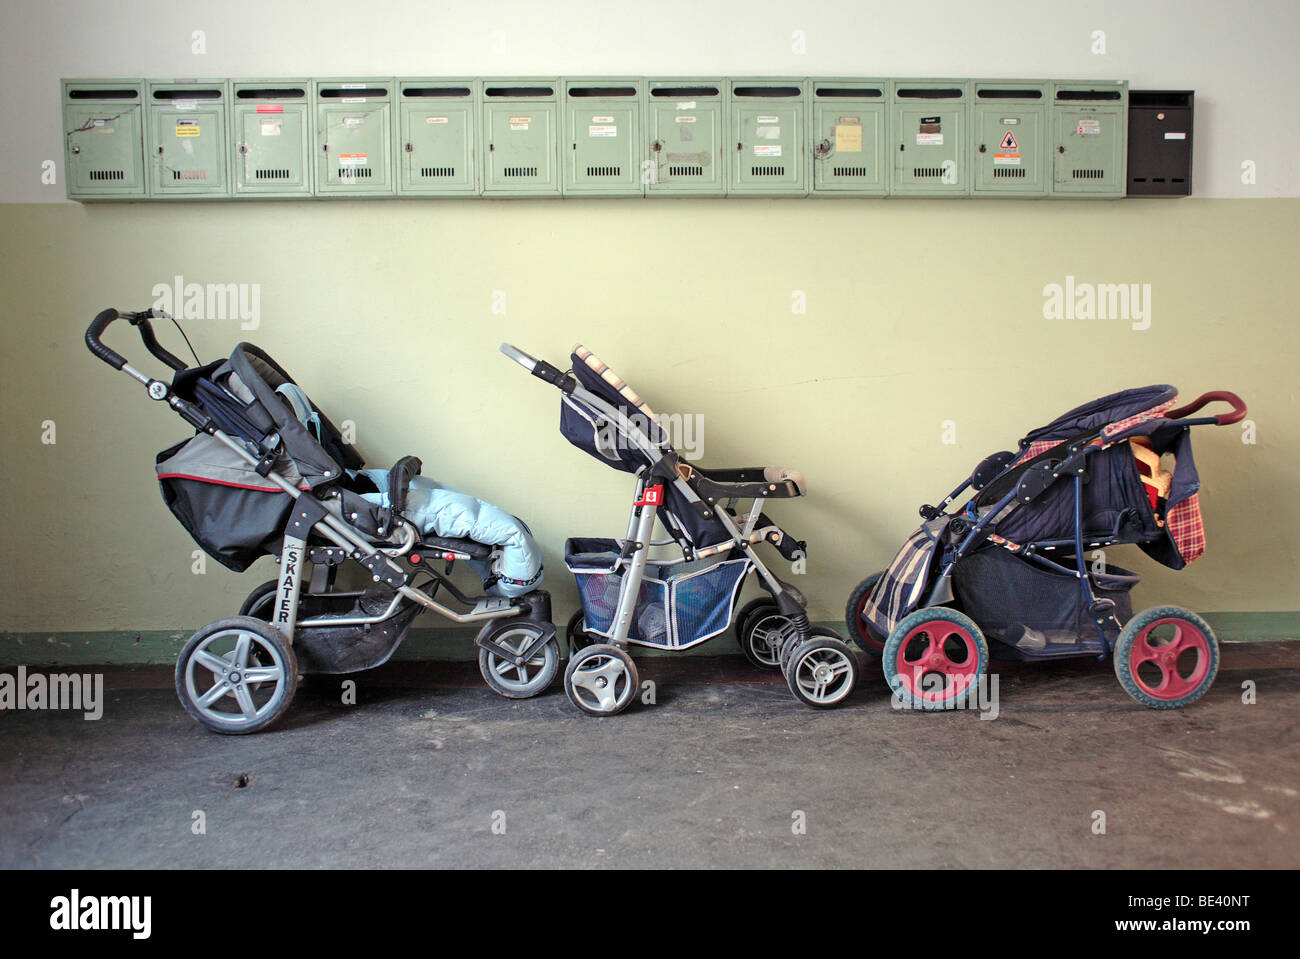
[175,616,298,734]
[740,606,794,670]
[785,632,858,708]
[844,572,887,656]
[238,580,279,620]
[565,610,599,657]
[883,607,988,711]
[733,598,775,649]
[478,623,560,699]
[1113,606,1219,709]
[563,644,639,716]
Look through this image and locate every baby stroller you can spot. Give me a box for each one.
[501,343,858,714]
[87,308,559,734]
[847,385,1246,710]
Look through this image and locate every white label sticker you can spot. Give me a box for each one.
[917,133,944,146]
[340,97,367,104]
[341,83,366,89]
[343,117,364,127]
[92,119,115,133]
[425,116,448,124]
[676,101,696,110]
[588,124,617,137]
[260,118,281,136]
[755,125,781,140]
[1077,119,1101,136]
[338,153,368,166]
[1164,131,1187,140]
[1000,117,1020,125]
[757,115,779,124]
[173,99,197,111]
[591,115,614,123]
[675,115,696,123]
[754,144,782,157]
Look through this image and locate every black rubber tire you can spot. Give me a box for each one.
[733,598,775,649]
[781,625,840,679]
[844,571,887,656]
[785,633,859,709]
[477,623,560,699]
[565,609,599,657]
[175,616,298,735]
[739,606,792,670]
[1112,606,1219,709]
[238,579,279,619]
[562,643,639,717]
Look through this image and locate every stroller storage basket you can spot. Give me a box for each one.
[952,547,1136,654]
[565,537,748,649]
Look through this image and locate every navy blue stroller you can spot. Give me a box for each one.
[503,343,858,714]
[847,385,1246,710]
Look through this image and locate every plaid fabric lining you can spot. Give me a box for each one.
[572,344,658,420]
[987,533,1024,553]
[862,525,941,637]
[1166,493,1206,564]
[1102,398,1178,440]
[1012,439,1063,467]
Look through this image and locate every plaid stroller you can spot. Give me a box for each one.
[87,309,559,734]
[846,385,1246,710]
[502,343,858,714]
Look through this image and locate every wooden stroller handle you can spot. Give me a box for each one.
[1167,390,1247,425]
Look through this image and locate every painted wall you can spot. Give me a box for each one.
[0,2,1297,655]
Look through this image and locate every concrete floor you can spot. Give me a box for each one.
[2,642,1298,869]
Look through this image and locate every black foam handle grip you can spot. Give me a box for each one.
[86,308,127,370]
[388,455,423,515]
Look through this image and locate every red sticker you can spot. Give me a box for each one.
[256,104,284,114]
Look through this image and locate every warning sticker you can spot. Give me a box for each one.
[175,119,200,138]
[256,104,284,114]
[835,124,862,153]
[993,153,1021,164]
[260,118,282,136]
[1077,119,1101,136]
[338,153,368,166]
[917,133,943,146]
[509,116,530,131]
[1000,131,1018,150]
[588,124,617,137]
[754,144,782,157]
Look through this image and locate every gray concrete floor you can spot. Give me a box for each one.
[2,643,1298,869]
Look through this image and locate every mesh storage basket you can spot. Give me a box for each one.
[565,538,749,649]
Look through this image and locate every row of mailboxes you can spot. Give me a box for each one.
[63,77,1136,200]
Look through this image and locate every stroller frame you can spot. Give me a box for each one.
[88,308,558,733]
[503,343,860,714]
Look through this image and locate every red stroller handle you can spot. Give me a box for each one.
[1167,390,1247,425]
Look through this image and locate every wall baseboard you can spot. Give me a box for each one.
[2,612,1297,666]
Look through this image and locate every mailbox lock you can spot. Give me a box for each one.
[978,144,986,153]
[1058,145,1065,153]
[404,142,413,153]
[237,143,248,154]
[651,140,662,153]
[814,138,831,157]
[71,145,80,155]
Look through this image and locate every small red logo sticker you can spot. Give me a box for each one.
[636,485,665,506]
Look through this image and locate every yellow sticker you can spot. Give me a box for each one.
[175,120,200,138]
[835,124,862,153]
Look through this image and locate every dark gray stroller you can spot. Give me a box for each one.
[87,308,559,734]
[502,343,858,714]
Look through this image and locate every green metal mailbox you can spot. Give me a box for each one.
[891,80,969,196]
[481,81,560,196]
[145,80,230,197]
[397,80,478,196]
[62,79,147,200]
[809,79,888,196]
[563,79,643,196]
[1051,81,1127,197]
[231,80,312,197]
[972,80,1048,197]
[729,79,808,196]
[313,79,395,197]
[644,80,727,196]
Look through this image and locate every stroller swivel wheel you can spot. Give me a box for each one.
[175,616,298,734]
[740,606,795,670]
[844,571,887,656]
[563,644,639,717]
[734,598,776,650]
[565,609,599,657]
[1113,606,1219,709]
[883,608,988,711]
[478,623,560,699]
[785,632,858,709]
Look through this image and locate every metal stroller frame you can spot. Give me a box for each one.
[501,343,859,714]
[87,308,558,734]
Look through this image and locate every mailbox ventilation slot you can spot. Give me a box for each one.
[914,167,945,178]
[833,166,869,177]
[750,165,786,176]
[420,166,456,178]
[89,170,126,181]
[585,165,621,177]
[668,165,703,176]
[339,167,374,178]
[172,170,208,180]
[255,168,291,180]
[503,166,538,177]
[1072,169,1105,179]
[993,167,1027,178]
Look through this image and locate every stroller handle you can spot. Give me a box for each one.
[86,307,188,375]
[500,343,577,394]
[1167,390,1248,426]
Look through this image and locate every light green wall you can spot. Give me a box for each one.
[0,198,1296,652]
